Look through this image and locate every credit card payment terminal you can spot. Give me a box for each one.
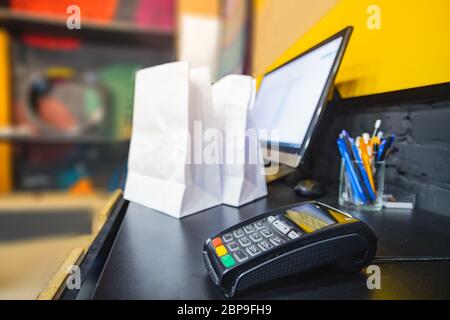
[203,202,377,297]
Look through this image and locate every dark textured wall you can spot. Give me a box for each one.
[305,99,450,217]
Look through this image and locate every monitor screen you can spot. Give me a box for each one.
[252,36,344,150]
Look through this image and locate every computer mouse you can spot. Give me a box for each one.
[294,179,325,198]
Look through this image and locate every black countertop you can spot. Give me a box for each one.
[90,179,450,300]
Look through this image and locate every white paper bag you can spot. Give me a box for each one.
[124,62,222,218]
[212,75,268,207]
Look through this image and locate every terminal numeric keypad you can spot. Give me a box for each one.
[213,216,299,268]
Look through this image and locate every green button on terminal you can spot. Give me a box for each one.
[221,254,236,268]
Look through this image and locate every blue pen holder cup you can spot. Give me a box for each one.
[338,159,385,211]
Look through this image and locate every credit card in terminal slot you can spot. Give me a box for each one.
[203,201,377,298]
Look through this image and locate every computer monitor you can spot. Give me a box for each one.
[252,27,353,169]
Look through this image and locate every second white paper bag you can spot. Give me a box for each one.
[124,62,222,218]
[212,75,268,207]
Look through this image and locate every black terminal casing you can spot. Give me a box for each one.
[203,202,377,298]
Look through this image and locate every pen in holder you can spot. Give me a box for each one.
[338,159,385,211]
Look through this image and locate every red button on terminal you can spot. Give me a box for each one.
[212,237,223,247]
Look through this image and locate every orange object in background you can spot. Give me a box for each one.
[69,178,94,195]
[38,97,78,132]
[11,0,118,22]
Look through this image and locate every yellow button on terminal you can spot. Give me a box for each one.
[215,245,228,257]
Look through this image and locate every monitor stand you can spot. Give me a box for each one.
[265,163,296,183]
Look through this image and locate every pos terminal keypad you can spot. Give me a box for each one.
[210,215,295,268]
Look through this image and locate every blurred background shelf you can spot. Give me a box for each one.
[0,0,179,194]
[0,7,175,48]
[0,0,250,196]
[0,128,130,144]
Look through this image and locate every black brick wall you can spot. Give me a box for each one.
[305,99,450,217]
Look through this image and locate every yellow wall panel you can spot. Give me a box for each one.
[178,0,220,17]
[0,29,12,192]
[252,0,338,77]
[255,0,450,98]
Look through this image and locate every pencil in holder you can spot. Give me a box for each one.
[338,159,385,211]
